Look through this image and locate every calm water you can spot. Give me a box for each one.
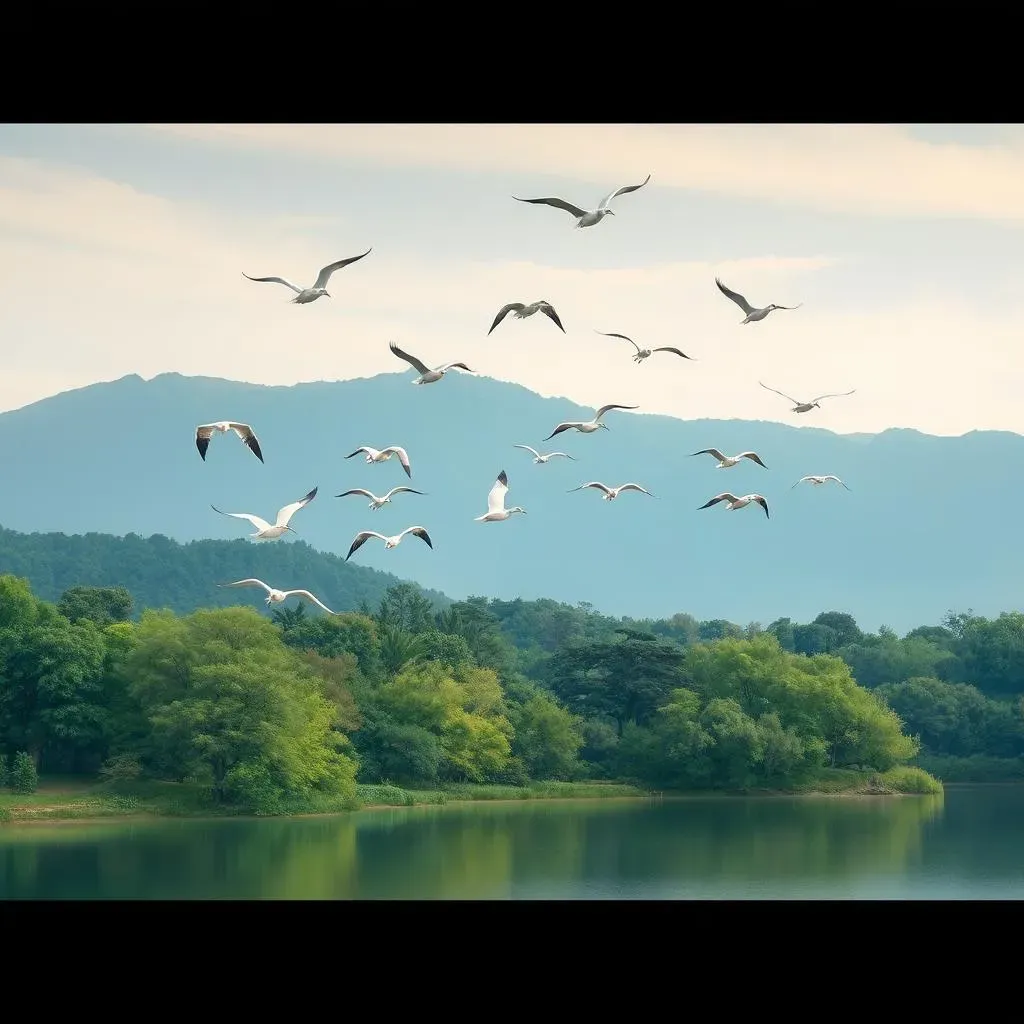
[2,784,1022,899]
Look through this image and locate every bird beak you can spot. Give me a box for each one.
[324,291,332,298]
[607,210,616,215]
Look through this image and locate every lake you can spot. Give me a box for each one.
[2,783,1023,899]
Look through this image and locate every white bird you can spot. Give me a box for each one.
[513,175,651,229]
[475,470,527,522]
[759,382,856,414]
[513,444,575,464]
[211,486,318,540]
[489,300,565,335]
[346,526,433,561]
[715,278,802,323]
[217,578,337,615]
[242,249,372,304]
[595,331,694,364]
[792,475,851,490]
[697,492,770,519]
[335,485,425,510]
[569,481,656,501]
[691,448,768,470]
[389,341,474,385]
[345,445,413,479]
[195,421,264,463]
[543,403,638,441]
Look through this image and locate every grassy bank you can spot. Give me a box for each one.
[913,755,1024,784]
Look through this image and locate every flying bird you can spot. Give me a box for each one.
[242,249,372,304]
[346,526,433,561]
[792,475,851,490]
[697,492,770,519]
[217,578,337,615]
[489,300,565,335]
[691,448,768,470]
[345,445,412,478]
[195,421,264,463]
[389,341,474,385]
[475,470,527,522]
[543,403,638,441]
[513,174,651,229]
[569,481,656,501]
[595,331,694,364]
[715,278,802,323]
[335,485,425,510]
[513,444,575,464]
[759,382,856,414]
[211,487,317,540]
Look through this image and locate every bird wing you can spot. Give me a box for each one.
[653,347,693,360]
[346,531,386,560]
[513,195,589,218]
[401,526,434,549]
[738,452,767,467]
[810,390,857,403]
[218,578,273,594]
[489,303,524,334]
[389,342,431,375]
[773,303,803,311]
[195,424,216,460]
[275,487,318,527]
[382,446,412,478]
[547,452,574,460]
[753,496,771,518]
[383,486,424,500]
[791,477,813,488]
[345,446,377,460]
[698,493,739,509]
[242,273,303,294]
[336,488,377,500]
[594,403,638,420]
[542,422,576,441]
[598,174,651,210]
[437,361,474,374]
[596,331,641,354]
[514,444,541,458]
[692,448,727,461]
[715,278,756,315]
[487,470,509,513]
[826,476,851,489]
[312,248,372,290]
[538,303,565,332]
[618,483,655,496]
[285,590,338,615]
[571,482,612,496]
[211,507,273,532]
[759,382,801,405]
[227,422,264,462]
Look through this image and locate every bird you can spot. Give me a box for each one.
[792,475,851,490]
[543,403,638,441]
[691,448,768,470]
[210,486,317,540]
[513,444,575,464]
[488,300,565,335]
[217,578,337,615]
[195,421,264,463]
[345,445,412,478]
[242,249,372,304]
[389,341,474,384]
[513,174,651,229]
[759,382,856,414]
[697,492,770,519]
[346,526,433,561]
[715,278,802,323]
[569,481,656,501]
[335,485,425,510]
[595,331,694,364]
[475,470,527,522]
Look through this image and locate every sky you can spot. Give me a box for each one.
[2,122,1024,437]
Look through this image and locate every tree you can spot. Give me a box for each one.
[376,583,435,635]
[8,750,37,793]
[57,586,133,628]
[280,612,381,679]
[509,692,584,780]
[813,611,863,648]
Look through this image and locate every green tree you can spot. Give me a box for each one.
[812,611,863,648]
[509,691,583,780]
[9,750,38,793]
[281,612,381,679]
[376,583,435,635]
[57,586,133,628]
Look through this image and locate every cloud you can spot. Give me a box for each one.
[0,155,1021,440]
[142,123,1024,224]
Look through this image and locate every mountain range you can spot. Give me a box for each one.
[0,369,1020,634]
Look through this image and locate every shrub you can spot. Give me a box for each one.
[9,752,38,794]
[872,765,943,795]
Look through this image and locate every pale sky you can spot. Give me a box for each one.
[2,123,1024,436]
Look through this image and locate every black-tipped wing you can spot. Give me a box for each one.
[513,195,589,218]
[336,489,376,500]
[539,303,565,332]
[692,448,727,461]
[810,390,857,403]
[754,496,770,518]
[313,248,372,290]
[697,493,738,510]
[196,435,210,460]
[596,331,641,354]
[759,382,800,405]
[653,347,693,360]
[407,527,433,549]
[594,403,639,419]
[242,273,303,294]
[346,531,383,561]
[389,341,431,375]
[739,452,767,468]
[715,277,756,315]
[542,423,574,441]
[489,303,524,335]
[598,174,651,210]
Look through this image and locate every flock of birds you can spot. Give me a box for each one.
[195,172,855,616]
